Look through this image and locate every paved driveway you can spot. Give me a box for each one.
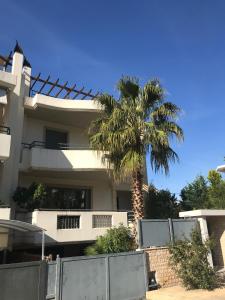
[146,286,225,300]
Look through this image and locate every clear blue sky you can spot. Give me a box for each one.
[2,0,225,197]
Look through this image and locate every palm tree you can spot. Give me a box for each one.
[89,77,183,237]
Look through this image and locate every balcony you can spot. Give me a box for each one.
[0,70,16,90]
[15,210,128,245]
[24,94,101,128]
[0,126,11,161]
[20,141,109,172]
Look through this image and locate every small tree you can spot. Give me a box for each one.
[169,227,216,290]
[145,184,179,218]
[208,170,225,208]
[85,225,135,255]
[180,175,209,210]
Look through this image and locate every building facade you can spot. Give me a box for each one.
[0,44,142,259]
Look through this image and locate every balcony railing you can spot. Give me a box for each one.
[0,125,10,135]
[22,141,91,150]
[20,141,109,171]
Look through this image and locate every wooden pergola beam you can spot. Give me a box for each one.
[55,81,68,97]
[30,74,98,100]
[46,78,59,95]
[37,75,51,94]
[64,83,76,99]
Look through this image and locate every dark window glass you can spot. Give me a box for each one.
[45,129,68,149]
[46,187,91,209]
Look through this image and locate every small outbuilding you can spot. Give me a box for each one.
[180,209,225,268]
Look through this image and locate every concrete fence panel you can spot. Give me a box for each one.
[108,252,147,300]
[58,255,107,300]
[0,261,47,300]
[172,219,197,241]
[138,218,197,248]
[0,251,147,300]
[138,219,171,248]
[56,251,148,300]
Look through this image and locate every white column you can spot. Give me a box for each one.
[0,50,24,206]
[23,64,32,98]
[198,217,214,267]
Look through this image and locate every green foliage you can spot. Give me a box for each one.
[85,225,135,255]
[180,170,225,210]
[13,183,47,210]
[207,170,225,208]
[89,76,183,180]
[145,184,179,218]
[169,228,216,290]
[180,175,209,210]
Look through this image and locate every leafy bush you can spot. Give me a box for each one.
[169,227,216,290]
[85,224,135,255]
[13,183,47,210]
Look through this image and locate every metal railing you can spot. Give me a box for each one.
[0,125,10,135]
[21,141,91,150]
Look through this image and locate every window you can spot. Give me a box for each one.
[45,129,68,149]
[57,216,80,229]
[93,215,112,228]
[47,187,91,209]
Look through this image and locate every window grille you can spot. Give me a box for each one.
[57,215,80,229]
[93,215,112,228]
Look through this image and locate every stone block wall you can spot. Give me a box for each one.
[207,216,225,267]
[145,247,181,287]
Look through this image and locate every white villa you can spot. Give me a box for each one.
[0,43,145,260]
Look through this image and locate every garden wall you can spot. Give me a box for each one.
[145,247,181,287]
[207,216,225,268]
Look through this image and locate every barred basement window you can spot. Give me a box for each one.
[57,216,80,229]
[93,215,112,228]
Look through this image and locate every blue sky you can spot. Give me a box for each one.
[1,0,225,197]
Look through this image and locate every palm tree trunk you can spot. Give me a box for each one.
[131,170,144,243]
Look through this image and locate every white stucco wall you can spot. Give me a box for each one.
[25,94,102,112]
[0,52,26,204]
[28,210,128,244]
[0,208,11,249]
[0,133,11,160]
[22,116,89,147]
[25,148,107,171]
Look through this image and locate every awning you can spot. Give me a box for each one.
[0,219,46,260]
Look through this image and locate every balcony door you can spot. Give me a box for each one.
[45,128,68,150]
[47,187,91,209]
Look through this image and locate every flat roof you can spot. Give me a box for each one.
[179,209,225,218]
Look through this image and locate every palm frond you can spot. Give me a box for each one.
[141,79,164,113]
[151,102,181,121]
[150,145,179,175]
[117,76,140,99]
[95,93,118,115]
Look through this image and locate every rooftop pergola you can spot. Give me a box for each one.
[0,219,46,260]
[0,42,100,100]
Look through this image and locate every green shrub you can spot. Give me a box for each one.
[85,224,135,255]
[13,183,47,210]
[169,227,216,290]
